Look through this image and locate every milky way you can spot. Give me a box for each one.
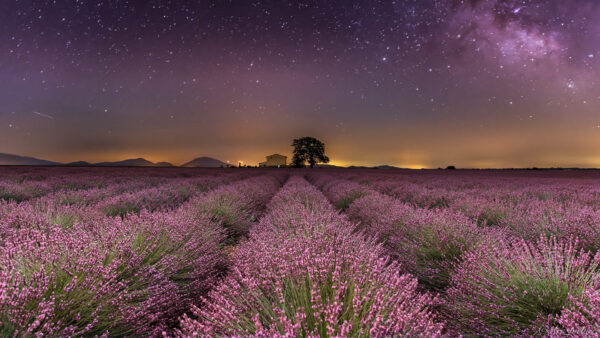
[1,0,600,167]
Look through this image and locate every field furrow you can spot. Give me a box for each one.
[177,176,444,336]
[307,172,600,335]
[2,168,600,336]
[0,172,283,336]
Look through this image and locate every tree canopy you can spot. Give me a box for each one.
[291,137,330,168]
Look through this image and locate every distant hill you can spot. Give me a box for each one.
[347,165,399,169]
[314,164,341,168]
[66,161,91,166]
[94,158,171,167]
[1,153,174,167]
[0,153,61,165]
[182,157,227,168]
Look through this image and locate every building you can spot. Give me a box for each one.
[259,154,287,167]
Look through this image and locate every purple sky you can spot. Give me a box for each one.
[1,0,600,167]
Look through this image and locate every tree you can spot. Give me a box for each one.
[291,137,330,168]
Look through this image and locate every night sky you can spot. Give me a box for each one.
[1,0,600,168]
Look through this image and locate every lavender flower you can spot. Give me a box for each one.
[447,236,600,335]
[178,177,444,336]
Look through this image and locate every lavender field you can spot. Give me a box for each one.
[2,167,600,336]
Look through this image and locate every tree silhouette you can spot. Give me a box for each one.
[291,137,330,168]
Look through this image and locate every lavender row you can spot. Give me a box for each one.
[315,171,600,254]
[0,174,283,336]
[182,173,286,243]
[177,176,444,336]
[336,171,600,252]
[309,174,470,292]
[0,173,248,241]
[0,169,161,202]
[309,173,600,335]
[95,176,238,217]
[0,167,245,203]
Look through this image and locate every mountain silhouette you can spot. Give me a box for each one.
[66,161,92,166]
[94,158,172,167]
[0,153,61,165]
[182,157,227,167]
[1,153,224,168]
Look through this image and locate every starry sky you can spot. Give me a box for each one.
[1,0,600,168]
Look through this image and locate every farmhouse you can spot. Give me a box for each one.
[259,154,287,167]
